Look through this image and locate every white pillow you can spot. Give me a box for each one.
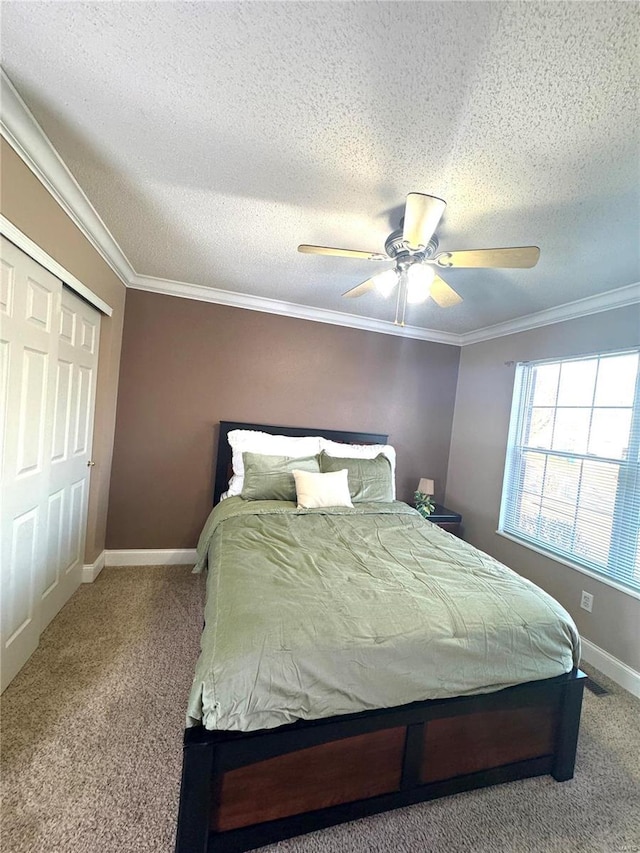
[292,469,354,509]
[319,438,397,498]
[222,430,322,498]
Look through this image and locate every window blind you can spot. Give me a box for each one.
[499,349,640,594]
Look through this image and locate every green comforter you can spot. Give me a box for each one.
[187,498,580,731]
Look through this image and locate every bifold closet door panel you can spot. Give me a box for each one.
[42,285,100,631]
[1,235,61,690]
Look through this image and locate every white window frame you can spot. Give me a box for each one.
[498,348,640,600]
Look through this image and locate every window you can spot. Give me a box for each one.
[499,349,640,595]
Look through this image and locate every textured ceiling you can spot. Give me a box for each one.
[1,1,639,334]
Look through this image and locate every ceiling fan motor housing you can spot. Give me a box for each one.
[385,228,439,263]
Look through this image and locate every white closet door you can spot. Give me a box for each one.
[1,237,60,689]
[0,237,100,690]
[41,286,99,632]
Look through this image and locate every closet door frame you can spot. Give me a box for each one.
[0,216,113,318]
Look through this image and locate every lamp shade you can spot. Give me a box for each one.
[417,478,435,496]
[406,264,436,304]
[373,268,399,298]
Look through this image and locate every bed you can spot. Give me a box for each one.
[175,421,585,853]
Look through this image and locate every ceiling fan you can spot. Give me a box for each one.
[298,193,540,326]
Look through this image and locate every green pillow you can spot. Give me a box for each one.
[318,451,393,502]
[241,452,320,501]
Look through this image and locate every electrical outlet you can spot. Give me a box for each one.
[580,591,593,613]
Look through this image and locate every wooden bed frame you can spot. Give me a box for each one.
[176,421,586,853]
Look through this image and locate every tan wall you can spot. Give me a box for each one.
[445,305,640,671]
[1,139,127,564]
[106,288,461,549]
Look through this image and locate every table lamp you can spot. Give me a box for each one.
[415,478,435,518]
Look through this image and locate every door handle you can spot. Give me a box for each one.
[87,460,95,467]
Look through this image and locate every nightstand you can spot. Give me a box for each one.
[425,504,462,537]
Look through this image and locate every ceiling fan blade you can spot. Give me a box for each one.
[343,268,398,299]
[430,275,463,308]
[435,246,540,269]
[342,278,377,299]
[298,244,388,261]
[402,193,446,251]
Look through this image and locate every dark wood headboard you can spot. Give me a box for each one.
[213,421,388,505]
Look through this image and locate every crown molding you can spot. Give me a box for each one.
[130,272,640,348]
[128,273,461,344]
[0,67,134,287]
[459,282,640,346]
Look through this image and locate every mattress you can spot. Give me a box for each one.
[187,497,580,732]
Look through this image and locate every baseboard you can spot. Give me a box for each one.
[82,550,105,583]
[581,638,640,699]
[104,549,197,567]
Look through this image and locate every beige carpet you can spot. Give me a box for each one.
[1,565,639,853]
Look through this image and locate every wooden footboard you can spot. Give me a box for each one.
[175,669,586,853]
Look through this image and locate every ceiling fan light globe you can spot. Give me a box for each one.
[373,269,399,298]
[406,264,435,304]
